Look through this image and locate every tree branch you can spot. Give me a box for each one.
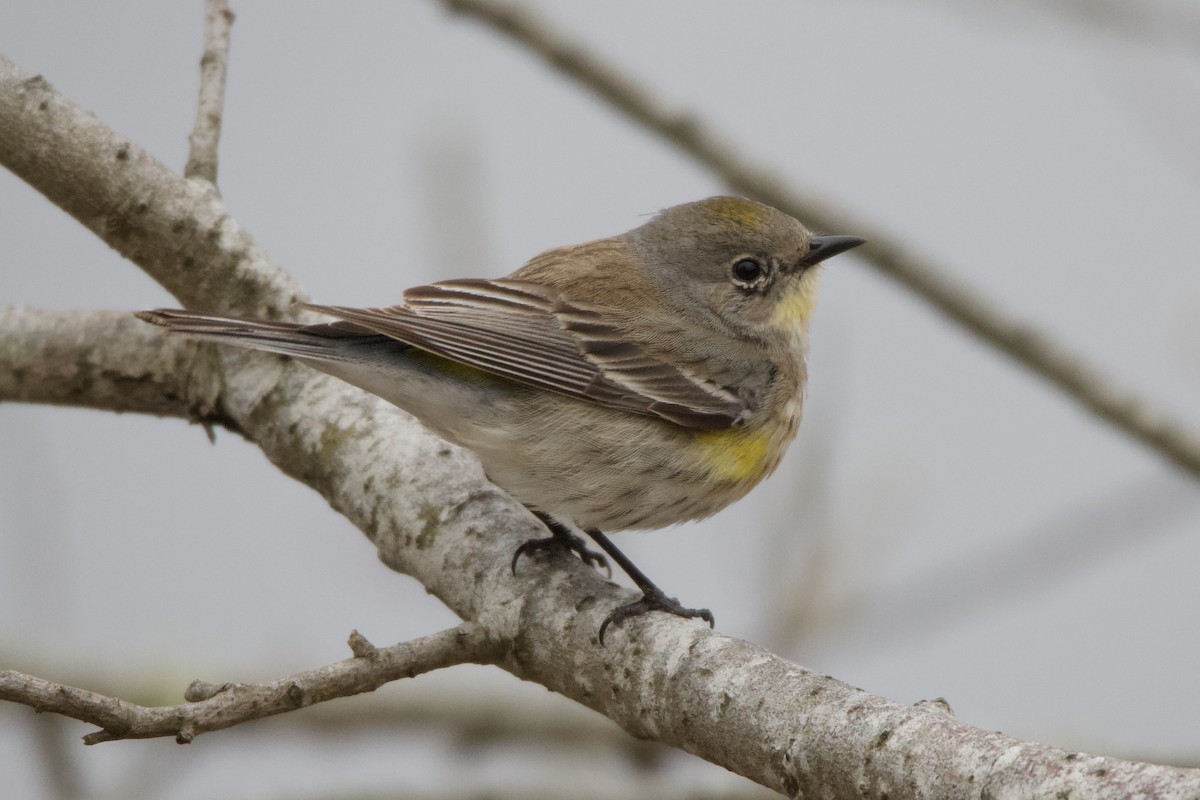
[438,0,1200,484]
[0,307,238,433]
[0,51,300,317]
[0,625,501,745]
[4,45,1200,799]
[184,0,235,186]
[3,659,670,767]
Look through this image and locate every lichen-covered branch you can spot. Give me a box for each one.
[438,0,1200,483]
[0,307,238,431]
[0,625,501,745]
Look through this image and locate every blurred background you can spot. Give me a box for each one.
[3,1,1200,797]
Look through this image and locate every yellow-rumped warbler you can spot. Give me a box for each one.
[137,196,864,641]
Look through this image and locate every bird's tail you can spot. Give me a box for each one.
[134,309,387,362]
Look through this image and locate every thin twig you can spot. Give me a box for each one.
[439,0,1200,483]
[184,0,235,185]
[0,625,502,745]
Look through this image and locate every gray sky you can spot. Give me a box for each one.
[3,2,1200,796]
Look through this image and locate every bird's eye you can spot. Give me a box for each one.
[731,257,765,286]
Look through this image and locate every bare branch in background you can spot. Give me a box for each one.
[944,0,1200,53]
[31,715,82,800]
[293,678,669,769]
[0,626,501,744]
[439,0,1200,485]
[417,124,493,280]
[830,474,1200,653]
[184,0,235,186]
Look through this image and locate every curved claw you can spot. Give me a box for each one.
[575,544,612,578]
[598,592,714,646]
[511,537,552,575]
[510,533,611,578]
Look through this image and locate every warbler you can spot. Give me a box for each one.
[137,196,864,641]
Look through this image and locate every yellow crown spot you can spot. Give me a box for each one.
[690,425,776,483]
[702,196,768,229]
[771,272,821,328]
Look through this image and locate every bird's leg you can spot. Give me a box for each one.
[583,528,714,645]
[511,510,611,577]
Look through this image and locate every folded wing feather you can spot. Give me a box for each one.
[301,278,746,430]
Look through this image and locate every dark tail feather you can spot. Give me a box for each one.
[134,309,388,362]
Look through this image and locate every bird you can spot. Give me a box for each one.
[136,196,864,642]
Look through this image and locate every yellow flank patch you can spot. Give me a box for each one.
[690,425,776,483]
[771,273,821,328]
[408,349,497,383]
[703,196,767,229]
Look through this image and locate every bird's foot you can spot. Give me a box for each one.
[598,585,713,645]
[511,512,611,577]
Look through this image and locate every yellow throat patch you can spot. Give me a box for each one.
[771,270,822,328]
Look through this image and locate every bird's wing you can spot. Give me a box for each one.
[301,278,747,430]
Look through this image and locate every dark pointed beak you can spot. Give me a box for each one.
[798,234,867,267]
